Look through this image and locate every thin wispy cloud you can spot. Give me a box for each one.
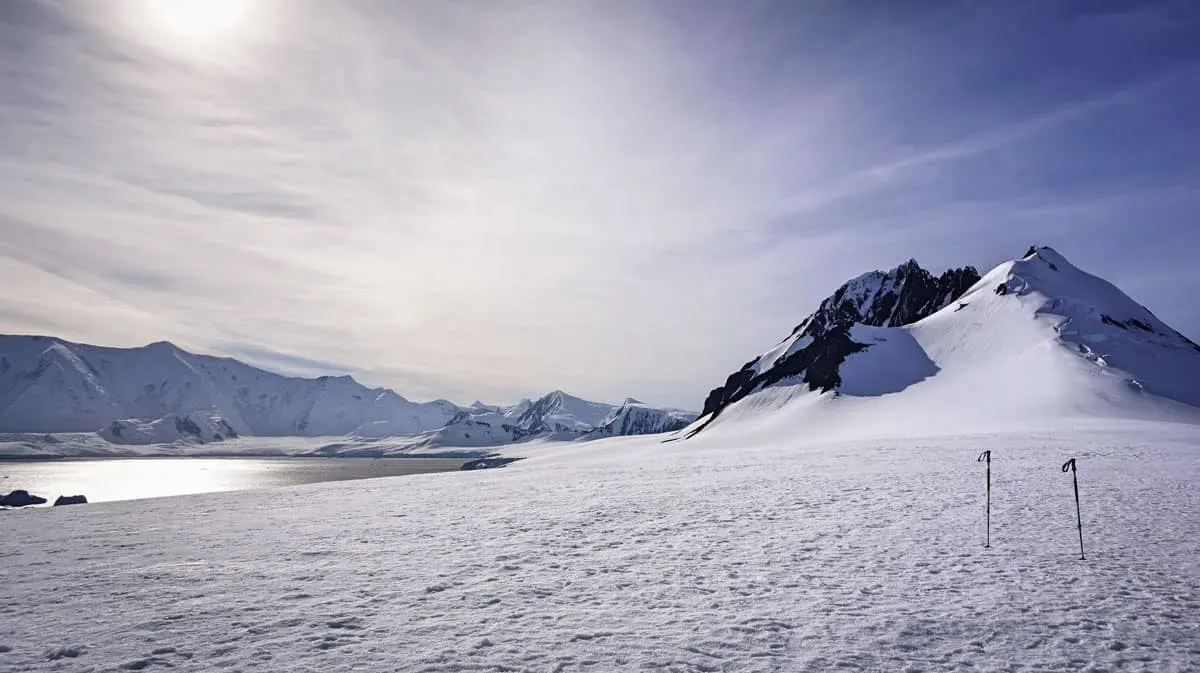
[2,0,1199,408]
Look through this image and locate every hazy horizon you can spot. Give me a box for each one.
[3,1,1199,410]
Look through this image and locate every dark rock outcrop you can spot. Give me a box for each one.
[1,490,48,507]
[53,495,88,506]
[460,457,522,471]
[175,416,202,437]
[694,260,980,435]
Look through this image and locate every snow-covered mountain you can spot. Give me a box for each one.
[0,336,462,439]
[697,258,982,427]
[0,337,695,446]
[362,391,698,448]
[589,400,696,437]
[686,246,1200,440]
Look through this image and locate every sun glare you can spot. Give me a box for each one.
[123,0,264,63]
[146,0,250,42]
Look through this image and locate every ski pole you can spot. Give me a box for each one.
[1062,458,1084,560]
[977,450,991,547]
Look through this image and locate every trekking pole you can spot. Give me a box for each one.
[977,450,991,547]
[1062,458,1084,560]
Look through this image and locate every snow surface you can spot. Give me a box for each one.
[750,335,814,377]
[688,247,1200,442]
[2,422,1199,672]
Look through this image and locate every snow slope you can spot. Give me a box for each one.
[2,423,1198,672]
[687,247,1200,441]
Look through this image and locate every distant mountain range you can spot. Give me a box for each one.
[680,246,1200,441]
[8,245,1198,451]
[0,336,695,446]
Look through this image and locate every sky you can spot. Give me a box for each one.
[1,0,1199,410]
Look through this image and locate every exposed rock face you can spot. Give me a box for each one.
[100,413,240,445]
[697,260,981,428]
[1,490,47,507]
[460,457,522,471]
[590,402,697,437]
[53,495,88,506]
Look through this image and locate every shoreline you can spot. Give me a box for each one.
[0,452,495,462]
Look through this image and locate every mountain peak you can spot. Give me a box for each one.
[687,247,1200,441]
[697,257,981,426]
[316,374,358,385]
[145,340,180,351]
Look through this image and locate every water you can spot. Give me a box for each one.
[0,457,467,504]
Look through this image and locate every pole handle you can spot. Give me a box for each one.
[1062,458,1076,473]
[978,450,991,463]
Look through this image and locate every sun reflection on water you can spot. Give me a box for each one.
[0,458,465,504]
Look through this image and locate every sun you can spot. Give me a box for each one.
[120,0,265,64]
[144,0,251,43]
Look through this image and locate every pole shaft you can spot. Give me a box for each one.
[985,460,991,548]
[1072,469,1084,560]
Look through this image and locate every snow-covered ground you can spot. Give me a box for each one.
[3,420,1198,672]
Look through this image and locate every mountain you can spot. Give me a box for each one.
[695,258,981,432]
[0,336,461,438]
[0,336,694,446]
[685,246,1200,440]
[371,391,699,448]
[588,400,696,437]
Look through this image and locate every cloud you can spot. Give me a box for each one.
[2,0,1199,408]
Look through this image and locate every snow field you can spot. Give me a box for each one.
[3,424,1198,672]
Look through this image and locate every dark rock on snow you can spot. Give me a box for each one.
[695,259,981,434]
[1,490,48,507]
[461,457,523,471]
[54,495,88,506]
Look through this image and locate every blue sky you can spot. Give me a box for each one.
[1,0,1198,409]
